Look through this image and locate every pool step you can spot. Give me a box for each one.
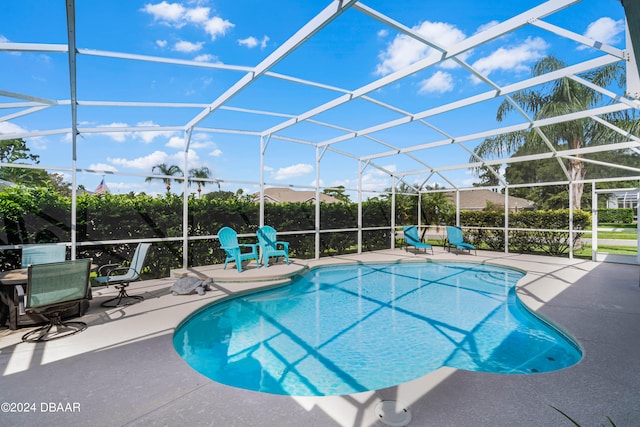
[171,262,306,285]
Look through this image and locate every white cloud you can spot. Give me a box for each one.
[238,35,269,49]
[238,36,258,48]
[0,121,28,135]
[377,29,388,38]
[108,150,170,170]
[142,1,234,41]
[470,36,548,81]
[184,6,210,24]
[174,40,203,52]
[204,16,234,41]
[166,136,185,149]
[164,132,220,154]
[334,165,396,192]
[194,53,218,62]
[418,70,454,94]
[579,17,624,50]
[173,149,199,167]
[475,20,499,34]
[0,122,49,151]
[108,149,200,171]
[134,121,176,143]
[88,163,118,173]
[376,21,467,76]
[142,1,185,22]
[272,163,313,180]
[156,39,167,48]
[96,121,176,143]
[362,165,397,192]
[97,122,129,142]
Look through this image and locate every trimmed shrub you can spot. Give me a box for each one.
[0,188,592,275]
[460,209,590,255]
[598,208,634,224]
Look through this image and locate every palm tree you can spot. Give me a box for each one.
[188,166,211,198]
[471,56,634,209]
[421,184,454,225]
[145,163,183,195]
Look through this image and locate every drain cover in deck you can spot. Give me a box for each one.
[375,401,412,426]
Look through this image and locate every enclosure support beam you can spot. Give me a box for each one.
[357,161,364,254]
[417,193,422,230]
[315,146,321,259]
[569,183,575,260]
[637,191,640,265]
[66,0,78,260]
[455,191,460,227]
[186,0,358,131]
[504,188,510,254]
[259,136,268,227]
[391,177,396,250]
[623,2,640,97]
[592,186,598,261]
[182,128,193,269]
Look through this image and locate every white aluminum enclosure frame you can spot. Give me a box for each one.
[1,0,639,266]
[592,187,640,265]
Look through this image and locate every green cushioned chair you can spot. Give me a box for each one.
[18,259,92,342]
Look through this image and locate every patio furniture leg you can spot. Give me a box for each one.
[100,284,144,308]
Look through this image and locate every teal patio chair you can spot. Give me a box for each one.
[402,226,433,254]
[92,243,151,307]
[21,244,66,268]
[256,225,290,268]
[18,259,92,342]
[218,227,259,272]
[446,226,476,255]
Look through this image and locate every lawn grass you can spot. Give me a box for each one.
[582,230,638,239]
[403,239,636,258]
[583,223,638,240]
[596,222,637,228]
[574,245,637,257]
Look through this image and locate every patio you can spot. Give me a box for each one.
[0,249,638,427]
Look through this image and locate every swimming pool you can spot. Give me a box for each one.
[173,261,581,396]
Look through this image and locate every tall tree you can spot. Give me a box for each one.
[472,165,502,187]
[188,166,211,198]
[0,138,72,193]
[421,184,455,224]
[505,141,640,209]
[471,56,637,209]
[0,138,49,187]
[0,138,39,164]
[145,163,183,194]
[322,185,351,202]
[382,182,419,224]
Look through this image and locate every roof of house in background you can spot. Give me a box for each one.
[0,179,17,190]
[446,189,535,211]
[254,187,342,203]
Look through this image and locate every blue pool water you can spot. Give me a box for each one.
[173,262,581,396]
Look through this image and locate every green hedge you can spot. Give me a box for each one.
[0,186,592,276]
[460,210,591,255]
[598,208,634,224]
[0,188,393,276]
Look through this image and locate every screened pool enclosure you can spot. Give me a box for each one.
[1,0,639,272]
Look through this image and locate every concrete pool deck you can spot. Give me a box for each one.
[0,249,639,426]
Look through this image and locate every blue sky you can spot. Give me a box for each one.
[0,0,630,196]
